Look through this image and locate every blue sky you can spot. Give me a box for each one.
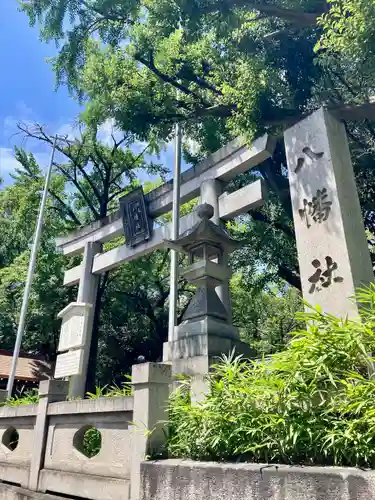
[0,1,82,184]
[0,1,182,187]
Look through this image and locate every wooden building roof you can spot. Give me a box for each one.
[0,350,52,382]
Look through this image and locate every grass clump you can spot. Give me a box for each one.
[168,285,375,468]
[2,389,40,407]
[86,376,132,399]
[0,375,132,407]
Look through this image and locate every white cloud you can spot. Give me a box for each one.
[0,148,21,173]
[56,121,83,142]
[97,118,124,146]
[57,118,124,146]
[0,147,53,185]
[15,101,34,119]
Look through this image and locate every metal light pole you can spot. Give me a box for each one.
[7,135,58,398]
[168,122,182,342]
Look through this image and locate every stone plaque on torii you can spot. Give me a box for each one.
[54,135,274,397]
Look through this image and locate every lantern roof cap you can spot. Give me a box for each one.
[169,203,244,253]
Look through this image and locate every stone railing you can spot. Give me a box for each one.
[0,404,38,489]
[0,363,171,500]
[39,397,134,499]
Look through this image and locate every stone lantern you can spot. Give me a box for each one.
[163,203,254,400]
[170,203,242,328]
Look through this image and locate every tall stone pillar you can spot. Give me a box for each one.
[130,362,171,500]
[69,241,101,398]
[200,178,232,321]
[284,108,374,318]
[29,380,68,491]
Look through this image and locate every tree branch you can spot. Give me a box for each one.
[136,52,210,106]
[277,264,301,290]
[249,210,295,239]
[109,142,150,194]
[48,191,82,226]
[18,123,103,207]
[53,162,100,219]
[202,1,324,26]
[176,65,224,97]
[81,1,135,25]
[59,139,104,206]
[17,123,105,219]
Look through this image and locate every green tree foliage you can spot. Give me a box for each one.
[13,0,375,383]
[16,122,166,223]
[317,0,375,70]
[96,251,176,384]
[0,129,196,387]
[168,285,375,468]
[12,123,171,389]
[0,158,74,360]
[21,0,375,151]
[231,275,303,354]
[20,0,328,146]
[22,0,375,291]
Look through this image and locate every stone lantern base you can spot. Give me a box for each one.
[163,317,255,402]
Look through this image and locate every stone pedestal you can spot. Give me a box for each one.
[71,242,101,398]
[130,363,171,500]
[29,380,69,491]
[163,321,254,402]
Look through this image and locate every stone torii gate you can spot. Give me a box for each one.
[54,107,374,398]
[55,135,274,397]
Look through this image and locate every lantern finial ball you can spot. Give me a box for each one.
[197,203,214,221]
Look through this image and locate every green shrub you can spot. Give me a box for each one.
[86,376,132,399]
[82,427,102,458]
[1,375,132,408]
[3,389,40,407]
[168,285,375,468]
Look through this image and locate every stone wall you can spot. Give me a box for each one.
[140,460,375,500]
[0,363,171,500]
[39,397,134,500]
[3,362,374,500]
[0,483,66,500]
[0,405,37,489]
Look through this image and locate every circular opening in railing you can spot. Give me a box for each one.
[2,427,19,451]
[73,425,102,458]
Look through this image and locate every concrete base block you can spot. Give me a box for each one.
[164,331,254,403]
[164,333,253,362]
[38,469,130,500]
[0,483,67,500]
[0,464,29,489]
[175,317,239,340]
[141,460,375,500]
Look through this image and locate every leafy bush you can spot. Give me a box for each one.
[82,427,102,458]
[86,377,132,399]
[3,389,40,407]
[1,376,132,408]
[168,285,375,468]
